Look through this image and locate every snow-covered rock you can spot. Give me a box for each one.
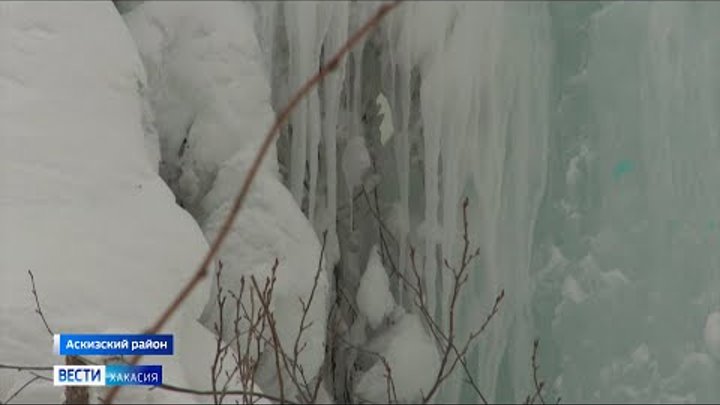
[122,1,330,399]
[198,157,329,400]
[354,313,440,404]
[122,0,277,212]
[0,1,223,402]
[356,245,395,330]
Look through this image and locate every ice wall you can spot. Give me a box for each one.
[403,4,552,403]
[534,1,720,403]
[260,1,720,403]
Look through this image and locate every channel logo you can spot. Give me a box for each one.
[53,365,162,387]
[53,365,105,386]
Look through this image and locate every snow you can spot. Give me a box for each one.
[0,1,227,402]
[198,158,329,397]
[353,313,440,403]
[356,245,395,330]
[377,92,395,145]
[123,0,277,213]
[704,312,720,361]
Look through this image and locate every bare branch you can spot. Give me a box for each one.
[336,335,398,404]
[417,197,500,404]
[4,374,43,404]
[528,339,546,405]
[250,262,286,404]
[156,382,293,404]
[28,270,53,337]
[0,364,53,372]
[211,261,228,405]
[361,186,398,246]
[292,230,328,376]
[379,355,399,404]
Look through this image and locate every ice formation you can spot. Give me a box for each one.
[341,134,372,229]
[256,2,552,402]
[534,2,720,403]
[356,245,395,330]
[255,1,720,403]
[705,312,720,361]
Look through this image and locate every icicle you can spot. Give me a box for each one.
[285,2,318,206]
[254,1,279,74]
[306,6,331,223]
[396,57,412,309]
[421,59,442,321]
[342,135,371,230]
[344,11,366,233]
[321,1,349,264]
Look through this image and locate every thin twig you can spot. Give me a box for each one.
[419,197,499,404]
[336,335,398,404]
[0,364,53,372]
[211,261,227,405]
[157,382,292,404]
[528,339,546,405]
[361,186,398,246]
[292,230,328,401]
[379,356,399,404]
[250,264,287,404]
[28,270,53,337]
[29,372,52,382]
[4,374,43,404]
[103,3,403,402]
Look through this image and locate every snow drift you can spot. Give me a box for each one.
[0,2,234,402]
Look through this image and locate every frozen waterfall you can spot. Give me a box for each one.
[257,1,551,403]
[8,1,711,403]
[255,1,720,403]
[534,2,720,403]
